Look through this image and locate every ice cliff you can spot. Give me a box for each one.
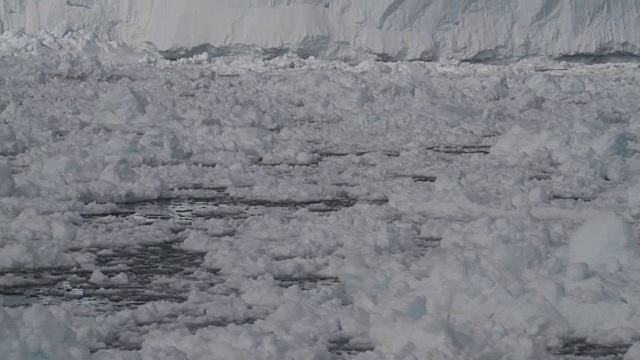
[1,0,639,61]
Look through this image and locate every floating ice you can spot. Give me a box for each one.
[0,305,90,360]
[0,126,24,156]
[1,24,640,359]
[566,262,591,281]
[0,159,15,196]
[568,213,639,271]
[99,86,149,127]
[625,343,640,360]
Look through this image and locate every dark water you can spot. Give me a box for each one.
[1,194,384,356]
[2,147,628,358]
[548,338,631,359]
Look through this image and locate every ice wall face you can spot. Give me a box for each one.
[1,0,639,61]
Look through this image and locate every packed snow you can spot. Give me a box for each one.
[2,0,640,62]
[1,23,640,360]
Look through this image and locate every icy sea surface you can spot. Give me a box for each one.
[1,32,640,360]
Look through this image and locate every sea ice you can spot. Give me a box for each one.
[0,25,639,360]
[567,212,638,271]
[0,159,15,196]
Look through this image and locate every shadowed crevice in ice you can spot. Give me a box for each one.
[555,52,640,64]
[425,144,492,155]
[328,337,376,358]
[259,161,320,167]
[459,51,640,66]
[173,184,227,191]
[393,174,437,183]
[409,237,443,258]
[533,67,570,73]
[317,145,491,157]
[529,173,553,181]
[5,157,29,175]
[160,44,290,62]
[317,150,400,158]
[550,194,594,202]
[416,237,442,249]
[548,338,631,358]
[459,53,515,66]
[411,175,437,183]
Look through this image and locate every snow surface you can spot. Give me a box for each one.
[1,29,640,360]
[2,0,640,61]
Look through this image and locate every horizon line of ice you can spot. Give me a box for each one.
[1,0,640,62]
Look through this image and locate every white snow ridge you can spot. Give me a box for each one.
[1,0,639,61]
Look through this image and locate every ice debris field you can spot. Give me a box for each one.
[2,1,640,359]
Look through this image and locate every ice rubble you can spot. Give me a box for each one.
[568,212,639,271]
[0,305,90,360]
[1,0,640,61]
[1,30,640,359]
[0,159,15,196]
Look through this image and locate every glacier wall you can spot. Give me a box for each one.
[1,0,639,61]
